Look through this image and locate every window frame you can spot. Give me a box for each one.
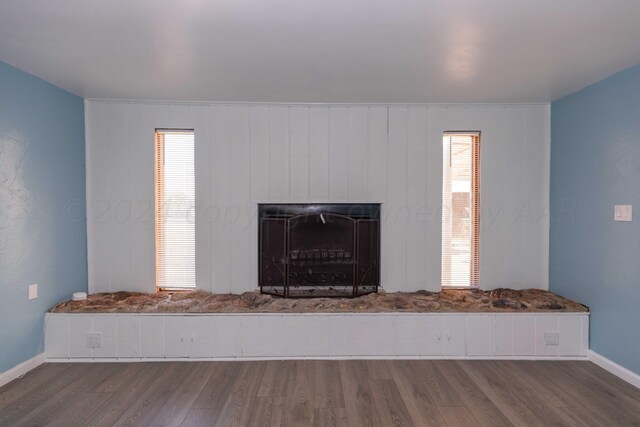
[441,131,481,289]
[155,128,196,291]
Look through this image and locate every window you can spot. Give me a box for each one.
[155,129,195,289]
[441,132,480,288]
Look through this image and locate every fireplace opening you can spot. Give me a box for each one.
[259,204,380,298]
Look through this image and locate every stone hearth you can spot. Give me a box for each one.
[50,288,588,314]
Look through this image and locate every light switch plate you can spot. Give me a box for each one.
[614,205,632,222]
[28,284,38,300]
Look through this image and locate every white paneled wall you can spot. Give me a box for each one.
[85,101,550,294]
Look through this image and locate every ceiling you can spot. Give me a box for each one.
[1,0,640,103]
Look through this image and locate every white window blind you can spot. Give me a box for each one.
[155,130,196,289]
[442,132,480,288]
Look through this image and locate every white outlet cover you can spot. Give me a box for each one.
[544,332,560,346]
[86,332,102,348]
[28,284,38,300]
[614,205,632,222]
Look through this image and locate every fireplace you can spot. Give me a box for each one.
[259,204,380,298]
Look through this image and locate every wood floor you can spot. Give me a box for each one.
[0,360,638,426]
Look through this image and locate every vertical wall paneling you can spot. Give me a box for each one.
[194,104,213,293]
[211,106,232,292]
[366,107,388,285]
[86,102,550,294]
[477,107,503,289]
[366,107,388,200]
[93,315,117,358]
[249,106,270,201]
[425,107,445,288]
[502,107,525,288]
[249,106,270,290]
[86,102,111,292]
[405,108,429,290]
[229,107,252,291]
[289,106,310,201]
[140,316,164,357]
[328,107,350,201]
[492,315,514,356]
[107,103,132,291]
[524,105,550,289]
[68,316,93,358]
[84,103,94,295]
[542,106,551,291]
[128,103,155,292]
[268,106,290,201]
[347,107,368,200]
[308,107,330,201]
[386,107,409,290]
[513,314,536,356]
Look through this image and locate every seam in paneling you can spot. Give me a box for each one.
[287,106,291,200]
[365,107,370,197]
[347,107,351,199]
[126,104,133,292]
[328,107,332,202]
[307,106,311,200]
[209,106,215,293]
[268,107,272,201]
[227,106,233,292]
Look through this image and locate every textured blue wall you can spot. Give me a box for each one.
[551,64,640,374]
[0,61,86,372]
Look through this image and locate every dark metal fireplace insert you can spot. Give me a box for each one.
[259,204,380,298]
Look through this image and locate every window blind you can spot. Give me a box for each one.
[441,132,480,288]
[155,130,196,289]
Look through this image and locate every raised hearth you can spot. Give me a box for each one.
[45,289,589,361]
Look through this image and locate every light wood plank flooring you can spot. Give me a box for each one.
[0,360,639,426]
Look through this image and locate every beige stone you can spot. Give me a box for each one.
[50,288,588,314]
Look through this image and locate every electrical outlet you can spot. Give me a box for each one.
[28,284,38,300]
[544,332,560,346]
[86,332,102,348]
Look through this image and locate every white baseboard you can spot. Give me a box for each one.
[0,353,46,388]
[46,355,589,363]
[589,350,640,389]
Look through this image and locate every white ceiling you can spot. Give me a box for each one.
[1,0,640,103]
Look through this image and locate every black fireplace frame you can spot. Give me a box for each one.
[258,203,381,298]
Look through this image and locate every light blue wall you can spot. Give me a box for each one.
[551,63,640,375]
[0,61,86,372]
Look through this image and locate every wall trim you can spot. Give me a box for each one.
[85,98,551,107]
[588,350,640,389]
[46,355,589,363]
[0,353,46,388]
